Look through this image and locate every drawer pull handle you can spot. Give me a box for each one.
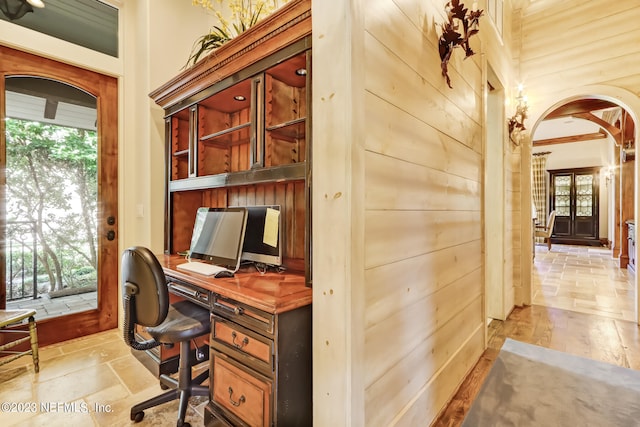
[228,386,246,407]
[231,331,249,349]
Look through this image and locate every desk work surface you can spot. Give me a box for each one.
[160,254,312,314]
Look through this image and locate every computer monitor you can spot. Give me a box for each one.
[188,207,248,271]
[240,205,283,266]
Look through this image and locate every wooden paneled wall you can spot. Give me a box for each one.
[313,0,520,425]
[519,0,640,112]
[505,147,521,313]
[361,0,512,425]
[170,182,306,267]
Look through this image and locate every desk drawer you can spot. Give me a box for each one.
[167,278,211,308]
[212,352,271,427]
[212,316,273,374]
[212,295,274,336]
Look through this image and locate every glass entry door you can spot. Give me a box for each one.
[1,46,118,347]
[550,167,599,244]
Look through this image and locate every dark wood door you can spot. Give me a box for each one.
[549,167,599,245]
[0,46,118,346]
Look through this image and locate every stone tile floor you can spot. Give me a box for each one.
[533,244,635,322]
[0,329,207,426]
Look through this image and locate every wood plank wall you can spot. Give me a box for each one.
[313,0,640,426]
[519,0,640,112]
[169,182,306,266]
[313,0,520,425]
[361,0,516,425]
[505,147,521,312]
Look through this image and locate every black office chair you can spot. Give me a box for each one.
[121,246,210,427]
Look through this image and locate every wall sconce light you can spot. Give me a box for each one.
[507,84,528,146]
[438,0,483,88]
[603,165,615,184]
[0,0,44,21]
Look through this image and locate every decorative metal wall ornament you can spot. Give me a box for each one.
[438,0,483,88]
[508,84,528,145]
[0,0,43,21]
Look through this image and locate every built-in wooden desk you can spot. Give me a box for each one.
[159,255,312,427]
[160,255,312,314]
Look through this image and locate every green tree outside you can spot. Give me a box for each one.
[5,118,97,294]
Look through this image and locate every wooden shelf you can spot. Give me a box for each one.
[200,122,251,142]
[173,149,189,157]
[168,162,306,192]
[267,118,306,140]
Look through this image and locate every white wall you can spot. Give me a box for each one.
[124,0,212,253]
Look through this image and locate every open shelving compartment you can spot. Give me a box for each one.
[162,44,312,278]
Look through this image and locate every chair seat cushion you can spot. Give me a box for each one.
[146,300,210,344]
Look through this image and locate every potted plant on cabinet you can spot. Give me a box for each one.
[186,0,290,68]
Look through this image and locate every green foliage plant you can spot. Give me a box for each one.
[185,0,289,68]
[5,119,98,292]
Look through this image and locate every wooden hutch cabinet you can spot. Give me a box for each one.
[158,26,311,279]
[149,1,312,426]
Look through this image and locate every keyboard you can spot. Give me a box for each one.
[176,261,230,277]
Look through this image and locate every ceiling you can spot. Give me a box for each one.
[0,0,118,57]
[532,98,629,147]
[1,0,116,130]
[5,76,97,130]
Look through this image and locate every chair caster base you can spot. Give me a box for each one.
[131,410,144,422]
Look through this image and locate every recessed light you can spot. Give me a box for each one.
[295,68,307,76]
[233,95,246,101]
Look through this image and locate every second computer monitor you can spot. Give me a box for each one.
[241,205,283,266]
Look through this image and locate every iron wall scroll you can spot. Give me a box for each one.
[438,0,483,88]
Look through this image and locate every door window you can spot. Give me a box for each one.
[5,77,98,317]
[575,174,593,217]
[1,46,118,347]
[553,175,571,217]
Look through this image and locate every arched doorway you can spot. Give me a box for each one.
[1,45,119,346]
[524,85,640,324]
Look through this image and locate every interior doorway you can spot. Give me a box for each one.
[1,46,119,346]
[484,66,507,321]
[529,93,637,323]
[549,166,601,245]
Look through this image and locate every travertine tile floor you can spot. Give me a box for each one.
[0,329,206,427]
[533,244,636,322]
